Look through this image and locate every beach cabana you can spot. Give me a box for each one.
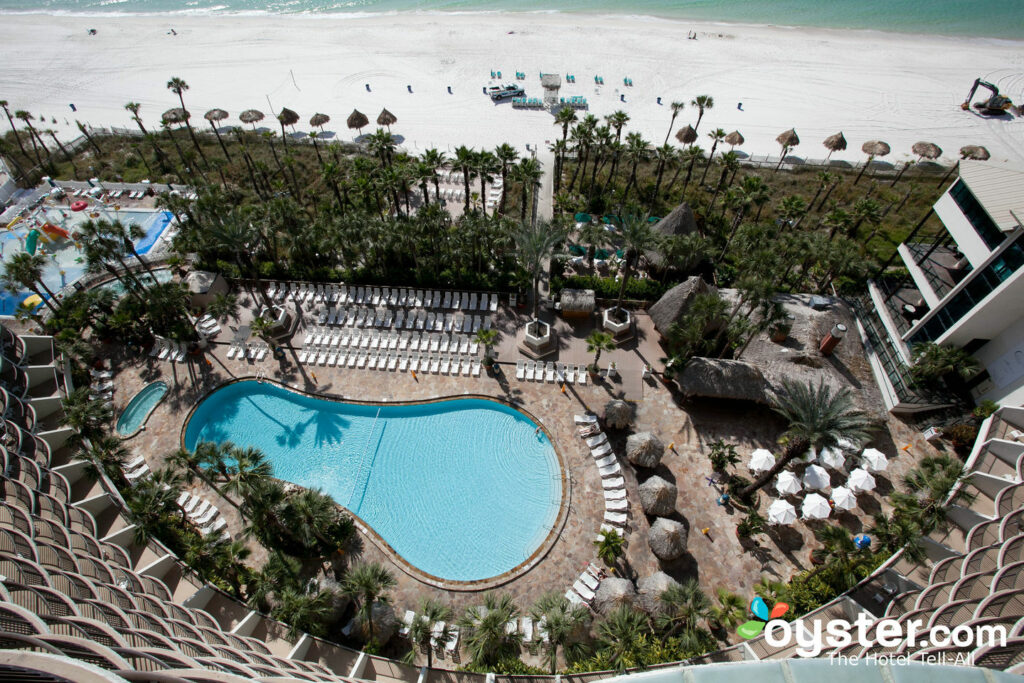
[768,499,796,525]
[830,486,857,511]
[540,73,562,106]
[559,289,595,319]
[801,493,831,520]
[802,464,830,491]
[776,471,802,496]
[748,448,775,473]
[646,202,699,269]
[861,448,888,472]
[847,468,876,492]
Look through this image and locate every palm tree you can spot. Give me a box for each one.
[690,94,714,133]
[474,328,500,368]
[893,455,972,534]
[586,330,617,375]
[406,598,452,669]
[849,198,882,238]
[14,110,46,163]
[223,445,273,508]
[607,110,630,143]
[578,220,609,265]
[2,252,60,315]
[167,443,241,513]
[341,562,397,646]
[909,342,979,388]
[611,215,659,319]
[511,157,543,224]
[596,605,646,672]
[272,586,336,639]
[679,145,705,195]
[664,101,685,144]
[709,588,745,633]
[656,579,711,636]
[454,145,476,215]
[515,220,565,325]
[809,170,834,211]
[778,195,808,229]
[458,593,522,669]
[475,149,499,216]
[166,77,207,160]
[530,592,590,674]
[61,387,113,444]
[620,132,649,203]
[740,379,874,499]
[494,143,519,215]
[284,487,351,555]
[0,100,29,159]
[421,148,447,204]
[871,513,926,564]
[699,128,726,186]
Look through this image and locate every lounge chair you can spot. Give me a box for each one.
[591,443,613,457]
[579,571,599,591]
[572,580,595,602]
[605,487,627,501]
[595,454,616,469]
[599,462,622,478]
[606,498,628,512]
[445,627,460,656]
[603,476,625,489]
[586,433,608,448]
[516,360,526,380]
[430,356,441,373]
[399,610,415,638]
[525,360,535,381]
[440,357,450,374]
[565,590,584,606]
[203,518,227,536]
[520,617,533,642]
[489,295,498,311]
[399,356,409,372]
[605,510,627,526]
[471,360,481,376]
[463,359,472,376]
[574,413,598,424]
[578,365,588,384]
[545,362,556,383]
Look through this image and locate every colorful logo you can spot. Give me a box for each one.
[737,597,789,639]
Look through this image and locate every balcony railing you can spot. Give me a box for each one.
[905,237,972,300]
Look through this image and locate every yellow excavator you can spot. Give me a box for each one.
[962,78,1013,115]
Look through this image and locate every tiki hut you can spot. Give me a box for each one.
[912,141,942,161]
[377,108,397,129]
[648,517,688,560]
[310,112,331,130]
[239,109,264,128]
[604,400,634,430]
[677,357,775,405]
[823,132,847,159]
[724,130,744,148]
[626,432,665,468]
[559,289,595,318]
[593,577,637,615]
[161,107,190,125]
[961,145,990,161]
[856,140,891,184]
[648,276,717,335]
[347,109,370,134]
[639,475,677,516]
[646,202,698,268]
[204,108,228,124]
[775,128,800,170]
[637,572,681,616]
[675,124,697,145]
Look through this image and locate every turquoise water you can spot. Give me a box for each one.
[96,267,174,298]
[0,0,1021,39]
[184,381,562,581]
[116,380,168,436]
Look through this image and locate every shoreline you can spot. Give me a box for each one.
[1,12,1022,167]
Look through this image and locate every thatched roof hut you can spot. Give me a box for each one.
[677,357,775,405]
[724,130,744,147]
[646,202,698,268]
[310,112,331,129]
[823,132,847,157]
[377,108,397,128]
[912,141,942,160]
[347,109,370,132]
[626,432,665,468]
[648,276,717,335]
[593,577,636,615]
[961,145,990,160]
[560,289,595,317]
[648,517,688,560]
[204,108,228,123]
[675,125,697,145]
[637,572,681,615]
[639,476,677,516]
[862,140,891,157]
[161,107,190,124]
[604,400,634,430]
[239,109,264,127]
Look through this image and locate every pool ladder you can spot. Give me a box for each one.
[255,369,266,382]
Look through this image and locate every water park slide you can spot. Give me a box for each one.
[40,223,70,240]
[25,229,39,255]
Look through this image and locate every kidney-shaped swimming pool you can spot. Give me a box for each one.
[184,381,563,582]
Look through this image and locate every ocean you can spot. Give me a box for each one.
[0,0,1021,40]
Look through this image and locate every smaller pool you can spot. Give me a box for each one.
[116,381,168,437]
[98,268,174,298]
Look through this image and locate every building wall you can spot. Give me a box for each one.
[974,314,1024,407]
[933,191,994,268]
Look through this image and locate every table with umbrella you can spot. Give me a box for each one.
[768,499,797,526]
[776,471,802,496]
[819,447,846,470]
[861,448,888,472]
[848,468,876,493]
[802,464,831,491]
[749,448,775,474]
[802,493,831,520]
[830,486,857,511]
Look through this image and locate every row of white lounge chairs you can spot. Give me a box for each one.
[176,491,229,538]
[516,360,589,386]
[398,612,461,657]
[195,314,221,339]
[314,307,492,334]
[226,342,270,361]
[268,282,500,312]
[121,455,150,484]
[303,329,480,356]
[149,337,189,363]
[299,348,483,376]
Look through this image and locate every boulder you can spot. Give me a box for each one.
[639,475,677,516]
[626,432,665,468]
[604,399,634,430]
[593,577,637,615]
[648,517,688,561]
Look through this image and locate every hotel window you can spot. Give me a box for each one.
[949,179,1005,250]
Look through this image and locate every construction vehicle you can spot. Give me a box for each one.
[962,78,1013,115]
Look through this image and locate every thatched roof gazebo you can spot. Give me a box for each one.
[637,572,681,615]
[677,357,775,405]
[593,577,637,615]
[648,276,717,335]
[161,107,190,125]
[639,475,677,516]
[647,202,698,268]
[377,108,397,130]
[724,130,744,148]
[675,125,697,145]
[648,517,688,560]
[559,288,595,318]
[604,400,634,430]
[310,112,330,130]
[823,132,847,159]
[626,432,665,468]
[239,109,264,128]
[347,109,370,135]
[856,140,891,184]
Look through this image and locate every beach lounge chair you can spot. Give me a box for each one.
[471,360,481,377]
[578,365,588,384]
[327,352,338,366]
[520,617,533,642]
[525,360,536,381]
[516,360,526,380]
[604,488,627,501]
[592,443,613,457]
[574,413,598,424]
[176,491,191,507]
[203,518,227,536]
[189,500,212,520]
[463,359,472,376]
[126,464,150,482]
[490,295,498,311]
[357,353,368,368]
[297,349,308,363]
[605,511,627,526]
[348,353,358,368]
[399,355,409,372]
[336,351,348,366]
[565,590,584,606]
[317,350,329,365]
[578,423,601,437]
[400,610,415,638]
[430,356,441,373]
[194,506,219,526]
[579,571,599,591]
[599,461,622,478]
[606,498,628,512]
[452,292,461,309]
[586,433,607,448]
[595,454,616,469]
[158,342,171,361]
[440,357,450,374]
[603,476,625,489]
[572,580,595,602]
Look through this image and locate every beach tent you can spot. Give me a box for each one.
[801,493,831,520]
[767,499,796,526]
[748,449,775,473]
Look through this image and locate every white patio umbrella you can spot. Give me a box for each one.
[776,471,802,496]
[848,468,876,492]
[768,499,797,525]
[802,464,831,491]
[862,448,889,472]
[836,436,859,451]
[819,447,846,470]
[802,493,832,520]
[802,446,817,463]
[830,486,857,511]
[749,448,776,473]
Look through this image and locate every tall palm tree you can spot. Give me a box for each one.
[664,100,685,144]
[166,76,206,160]
[690,94,714,133]
[204,108,232,161]
[341,562,397,646]
[699,128,726,186]
[679,145,705,195]
[283,487,352,556]
[0,100,29,159]
[620,132,650,203]
[611,216,659,319]
[606,110,630,144]
[511,157,543,224]
[406,598,452,669]
[223,446,272,506]
[272,586,337,639]
[454,145,476,215]
[586,330,617,375]
[14,110,46,163]
[596,605,646,672]
[475,149,499,216]
[740,379,874,498]
[167,443,241,513]
[515,219,565,324]
[870,513,926,564]
[494,143,519,215]
[421,148,447,204]
[457,593,522,669]
[61,387,113,444]
[530,592,590,674]
[2,252,60,315]
[892,455,972,534]
[849,198,882,238]
[908,342,979,387]
[656,579,711,637]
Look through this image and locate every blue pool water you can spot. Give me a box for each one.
[184,381,563,581]
[117,380,169,436]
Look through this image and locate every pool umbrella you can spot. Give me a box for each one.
[818,447,846,470]
[861,448,888,472]
[724,130,744,149]
[823,131,847,159]
[776,471,802,496]
[836,436,859,452]
[204,109,231,159]
[675,124,697,145]
[767,499,797,525]
[239,109,265,128]
[847,468,876,493]
[802,493,831,520]
[830,486,857,511]
[856,139,891,184]
[309,112,330,131]
[278,107,300,146]
[775,128,800,170]
[802,464,830,491]
[347,109,370,135]
[748,448,775,473]
[912,141,942,161]
[377,108,397,130]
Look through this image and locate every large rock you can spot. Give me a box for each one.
[637,571,681,616]
[604,400,634,430]
[626,432,666,469]
[593,577,637,615]
[648,517,689,561]
[639,475,677,516]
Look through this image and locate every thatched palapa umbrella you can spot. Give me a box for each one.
[893,140,942,185]
[604,399,634,430]
[204,108,232,160]
[626,432,665,468]
[675,124,697,145]
[593,577,636,615]
[309,112,330,131]
[823,132,847,160]
[775,128,799,170]
[637,572,681,615]
[639,475,677,516]
[347,109,370,136]
[161,107,190,125]
[239,108,264,129]
[724,130,744,149]
[855,139,890,184]
[277,107,299,147]
[939,145,989,187]
[377,108,397,131]
[648,517,688,560]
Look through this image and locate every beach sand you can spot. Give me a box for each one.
[1,12,1023,166]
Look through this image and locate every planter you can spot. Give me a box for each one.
[770,326,791,343]
[519,319,556,358]
[602,308,633,342]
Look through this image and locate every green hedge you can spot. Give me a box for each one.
[551,274,676,303]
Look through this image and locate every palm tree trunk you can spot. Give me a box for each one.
[210,123,232,161]
[739,437,809,499]
[854,155,874,185]
[699,142,718,186]
[817,182,838,212]
[499,168,509,215]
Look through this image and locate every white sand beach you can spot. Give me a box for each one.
[1,11,1023,166]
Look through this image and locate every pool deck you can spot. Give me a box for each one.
[105,290,943,661]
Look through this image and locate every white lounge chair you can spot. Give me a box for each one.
[599,462,622,478]
[603,476,625,489]
[471,360,481,376]
[591,443,613,457]
[605,510,627,526]
[572,580,595,602]
[595,454,616,468]
[604,488,627,501]
[545,362,556,383]
[586,433,608,448]
[606,498,628,512]
[516,360,526,380]
[574,413,598,424]
[525,360,536,381]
